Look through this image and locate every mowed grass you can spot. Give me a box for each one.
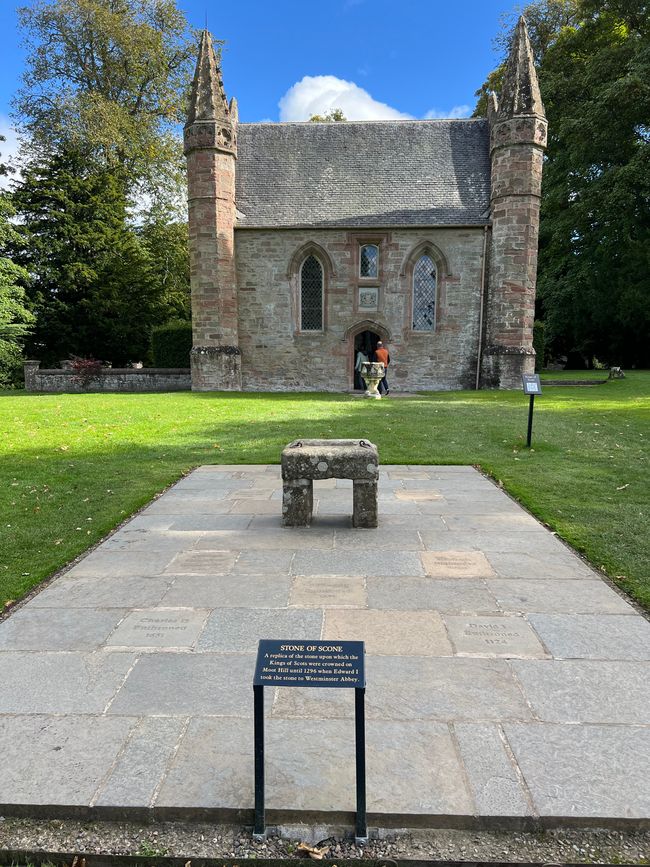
[1,372,648,611]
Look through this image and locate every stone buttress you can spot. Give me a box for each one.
[482,17,548,388]
[184,31,241,390]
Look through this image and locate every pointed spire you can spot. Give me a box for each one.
[186,30,230,127]
[229,96,239,125]
[487,90,499,124]
[498,16,545,119]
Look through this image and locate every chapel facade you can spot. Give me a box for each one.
[184,18,547,392]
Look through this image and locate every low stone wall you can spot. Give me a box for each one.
[24,361,191,393]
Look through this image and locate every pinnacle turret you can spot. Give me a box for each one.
[497,16,545,119]
[186,30,231,127]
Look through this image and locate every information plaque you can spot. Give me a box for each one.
[252,638,367,843]
[253,639,365,688]
[522,373,542,395]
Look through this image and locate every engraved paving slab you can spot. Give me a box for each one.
[0,464,648,829]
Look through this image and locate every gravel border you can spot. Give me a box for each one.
[1,818,649,865]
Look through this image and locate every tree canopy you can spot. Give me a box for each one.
[309,108,347,122]
[0,137,34,387]
[476,0,650,366]
[11,147,189,366]
[14,0,197,204]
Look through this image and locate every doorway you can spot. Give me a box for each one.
[353,330,381,391]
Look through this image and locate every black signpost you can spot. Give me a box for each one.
[521,373,542,448]
[253,639,366,842]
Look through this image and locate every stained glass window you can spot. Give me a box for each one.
[412,255,436,331]
[300,255,323,331]
[360,244,379,278]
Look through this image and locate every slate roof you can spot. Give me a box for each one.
[235,119,491,229]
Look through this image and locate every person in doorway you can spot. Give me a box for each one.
[373,340,390,395]
[354,347,368,391]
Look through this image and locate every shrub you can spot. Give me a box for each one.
[70,356,103,388]
[533,320,545,372]
[151,320,192,368]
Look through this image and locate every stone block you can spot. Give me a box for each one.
[512,660,650,724]
[107,653,255,715]
[292,549,424,577]
[0,607,126,651]
[324,609,452,656]
[527,613,650,660]
[27,575,171,609]
[0,651,136,714]
[289,575,367,608]
[282,478,313,527]
[161,573,291,608]
[352,479,378,527]
[488,579,633,613]
[0,715,135,805]
[504,723,650,819]
[105,608,209,648]
[367,576,498,613]
[197,608,322,652]
[454,723,533,816]
[165,550,238,575]
[421,550,496,578]
[444,615,547,658]
[95,717,185,807]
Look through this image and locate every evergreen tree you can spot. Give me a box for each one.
[12,147,167,366]
[0,136,34,388]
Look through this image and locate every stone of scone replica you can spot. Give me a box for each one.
[281,438,379,528]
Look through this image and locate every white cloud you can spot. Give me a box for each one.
[278,75,413,122]
[425,104,472,119]
[0,117,21,190]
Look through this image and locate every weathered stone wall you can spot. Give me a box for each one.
[23,362,191,393]
[234,227,485,392]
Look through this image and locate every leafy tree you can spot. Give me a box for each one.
[14,0,198,205]
[309,108,347,122]
[0,136,34,388]
[11,147,171,366]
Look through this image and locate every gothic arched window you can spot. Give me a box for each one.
[412,254,437,331]
[359,244,379,278]
[300,255,324,331]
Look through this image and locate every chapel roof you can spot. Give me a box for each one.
[235,118,491,229]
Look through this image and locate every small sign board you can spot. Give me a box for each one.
[254,639,365,688]
[522,373,542,395]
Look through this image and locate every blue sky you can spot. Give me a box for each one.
[0,0,516,148]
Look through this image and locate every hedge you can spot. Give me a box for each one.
[151,320,192,368]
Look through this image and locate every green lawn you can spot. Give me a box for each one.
[1,373,649,611]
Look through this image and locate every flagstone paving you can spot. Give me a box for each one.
[1,464,649,829]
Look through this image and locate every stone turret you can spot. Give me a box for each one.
[184,31,241,391]
[482,16,547,388]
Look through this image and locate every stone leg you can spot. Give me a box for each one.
[353,480,378,528]
[282,479,313,527]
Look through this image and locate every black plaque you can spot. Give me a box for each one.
[254,639,365,688]
[522,373,542,395]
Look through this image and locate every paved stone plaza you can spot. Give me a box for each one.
[1,465,649,828]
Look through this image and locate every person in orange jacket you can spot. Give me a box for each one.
[373,340,390,395]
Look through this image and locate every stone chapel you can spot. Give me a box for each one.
[184,17,547,392]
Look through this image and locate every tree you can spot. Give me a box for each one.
[14,0,198,205]
[309,108,347,122]
[138,215,190,322]
[537,0,650,365]
[11,147,174,366]
[0,136,34,388]
[475,0,650,366]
